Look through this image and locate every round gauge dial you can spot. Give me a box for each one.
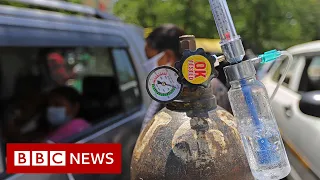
[146,66,182,103]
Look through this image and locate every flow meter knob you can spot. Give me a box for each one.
[175,48,218,88]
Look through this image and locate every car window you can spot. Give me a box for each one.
[272,56,299,89]
[0,140,4,174]
[307,56,320,90]
[112,48,141,111]
[64,48,115,93]
[0,47,135,145]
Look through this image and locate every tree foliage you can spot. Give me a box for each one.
[66,0,82,4]
[113,0,320,52]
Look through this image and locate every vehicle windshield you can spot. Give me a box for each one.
[307,56,320,90]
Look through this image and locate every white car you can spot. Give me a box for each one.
[262,41,320,180]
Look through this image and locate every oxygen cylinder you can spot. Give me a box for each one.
[130,35,254,180]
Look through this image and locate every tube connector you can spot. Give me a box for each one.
[220,37,245,64]
[258,49,281,64]
[223,60,256,83]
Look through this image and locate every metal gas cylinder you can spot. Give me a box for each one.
[131,35,254,180]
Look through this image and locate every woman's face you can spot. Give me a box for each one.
[48,94,74,117]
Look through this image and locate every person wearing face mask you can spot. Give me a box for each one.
[46,86,90,142]
[143,24,185,73]
[141,24,232,131]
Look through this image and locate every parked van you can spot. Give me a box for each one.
[0,1,150,179]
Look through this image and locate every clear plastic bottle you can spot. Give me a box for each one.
[224,60,291,180]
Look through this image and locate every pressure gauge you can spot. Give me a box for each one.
[146,66,182,103]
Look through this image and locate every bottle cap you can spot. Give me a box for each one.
[223,60,256,82]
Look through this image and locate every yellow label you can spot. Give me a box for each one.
[182,55,212,84]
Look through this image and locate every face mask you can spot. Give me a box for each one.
[47,107,71,126]
[164,62,172,66]
[143,52,165,73]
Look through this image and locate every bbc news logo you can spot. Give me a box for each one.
[14,151,114,166]
[14,151,66,166]
[7,144,121,174]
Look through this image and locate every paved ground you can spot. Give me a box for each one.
[284,142,319,180]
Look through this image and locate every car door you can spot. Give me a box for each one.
[0,47,72,180]
[264,54,320,179]
[263,55,305,145]
[293,55,320,178]
[71,47,145,180]
[0,46,144,180]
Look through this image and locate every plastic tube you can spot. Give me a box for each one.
[208,0,238,43]
[240,79,262,127]
[208,0,245,64]
[240,77,276,167]
[239,50,292,126]
[270,51,293,101]
[237,51,293,168]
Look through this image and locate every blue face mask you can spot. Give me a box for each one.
[47,107,71,126]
